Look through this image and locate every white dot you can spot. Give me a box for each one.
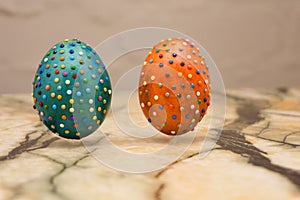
[141,102,145,108]
[89,99,94,104]
[187,55,191,59]
[78,51,83,56]
[196,91,201,96]
[66,90,72,95]
[154,95,159,100]
[191,105,195,109]
[180,106,184,111]
[153,112,157,116]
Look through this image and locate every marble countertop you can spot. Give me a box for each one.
[0,88,300,200]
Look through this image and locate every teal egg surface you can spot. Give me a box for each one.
[32,39,112,139]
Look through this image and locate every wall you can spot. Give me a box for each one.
[0,0,299,93]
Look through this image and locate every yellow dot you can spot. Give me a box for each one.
[65,80,70,85]
[76,132,80,137]
[69,99,74,104]
[97,107,102,112]
[97,120,101,125]
[89,108,94,113]
[51,93,56,98]
[89,65,93,69]
[187,74,192,79]
[150,75,155,81]
[178,72,183,77]
[60,124,64,128]
[60,64,65,69]
[171,131,176,134]
[54,78,59,83]
[61,105,66,110]
[69,108,75,113]
[147,101,151,107]
[103,87,107,92]
[92,116,97,120]
[57,95,62,100]
[60,50,64,54]
[65,130,70,134]
[143,81,147,86]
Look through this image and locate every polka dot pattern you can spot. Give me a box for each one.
[32,39,112,139]
[139,38,210,135]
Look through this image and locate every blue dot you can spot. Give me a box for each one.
[196,69,201,74]
[156,49,160,53]
[70,43,76,47]
[57,86,62,91]
[189,123,193,128]
[70,55,75,60]
[148,118,152,123]
[159,105,164,110]
[190,83,195,88]
[201,109,206,113]
[42,95,47,100]
[204,97,207,102]
[185,114,190,119]
[52,104,57,110]
[39,69,43,74]
[149,59,153,64]
[159,63,164,67]
[206,65,209,69]
[172,53,177,57]
[60,44,64,48]
[172,115,177,120]
[76,92,82,97]
[69,49,74,54]
[105,76,109,81]
[180,62,185,66]
[169,60,173,64]
[86,88,91,93]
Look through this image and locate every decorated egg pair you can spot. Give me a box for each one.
[32,38,210,139]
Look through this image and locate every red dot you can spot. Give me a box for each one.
[39,102,43,106]
[55,70,59,74]
[72,74,77,79]
[169,104,174,109]
[45,85,50,91]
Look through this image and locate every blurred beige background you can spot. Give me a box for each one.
[0,0,299,93]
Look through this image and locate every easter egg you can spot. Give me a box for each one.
[32,38,112,139]
[138,38,210,135]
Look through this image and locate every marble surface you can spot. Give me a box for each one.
[0,88,300,200]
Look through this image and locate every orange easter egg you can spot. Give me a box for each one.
[138,38,210,135]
